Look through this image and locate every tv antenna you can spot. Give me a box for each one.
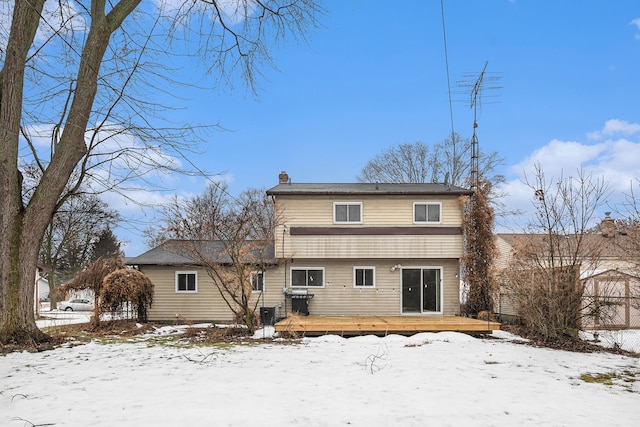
[456,61,501,191]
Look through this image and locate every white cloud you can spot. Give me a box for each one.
[508,139,607,179]
[587,119,640,140]
[1,1,87,49]
[632,18,640,40]
[155,0,256,25]
[499,120,640,231]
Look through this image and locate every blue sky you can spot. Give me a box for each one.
[64,1,640,255]
[173,0,638,183]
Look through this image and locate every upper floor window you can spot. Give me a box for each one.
[251,271,264,292]
[334,202,362,224]
[354,267,375,288]
[291,268,324,287]
[414,202,441,224]
[176,271,197,293]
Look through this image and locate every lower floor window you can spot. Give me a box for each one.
[176,271,197,293]
[292,268,324,287]
[354,267,375,287]
[251,271,264,292]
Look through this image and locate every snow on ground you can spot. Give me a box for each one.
[1,319,639,427]
[36,309,93,328]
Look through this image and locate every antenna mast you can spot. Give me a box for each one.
[469,61,487,191]
[459,61,501,191]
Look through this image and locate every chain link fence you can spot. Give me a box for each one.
[580,293,640,354]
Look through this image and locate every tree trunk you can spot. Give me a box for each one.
[0,0,47,345]
[0,0,141,345]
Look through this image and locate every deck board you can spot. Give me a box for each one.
[274,315,500,336]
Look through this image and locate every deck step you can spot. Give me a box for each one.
[274,315,500,336]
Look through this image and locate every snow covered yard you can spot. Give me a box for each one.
[1,325,639,427]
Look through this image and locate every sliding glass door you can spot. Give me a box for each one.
[402,268,442,314]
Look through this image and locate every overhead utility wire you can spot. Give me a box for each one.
[440,0,456,148]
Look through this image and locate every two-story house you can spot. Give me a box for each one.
[265,171,472,319]
[127,172,473,324]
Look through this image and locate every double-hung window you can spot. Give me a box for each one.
[334,202,362,224]
[291,268,324,287]
[354,267,375,288]
[176,271,197,293]
[251,271,264,292]
[413,202,441,224]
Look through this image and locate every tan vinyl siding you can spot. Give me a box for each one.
[140,266,261,322]
[140,189,467,321]
[497,292,518,319]
[274,194,465,259]
[263,259,461,316]
[276,195,463,227]
[494,236,513,269]
[256,267,288,321]
[285,234,464,259]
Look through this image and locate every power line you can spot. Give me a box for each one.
[440,0,456,147]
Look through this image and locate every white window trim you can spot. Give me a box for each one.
[353,266,376,288]
[175,271,198,293]
[250,271,265,293]
[290,267,326,288]
[413,202,442,224]
[333,202,363,224]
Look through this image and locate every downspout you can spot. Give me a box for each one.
[282,225,287,318]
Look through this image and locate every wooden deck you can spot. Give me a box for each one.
[274,315,500,336]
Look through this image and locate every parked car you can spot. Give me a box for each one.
[58,298,94,311]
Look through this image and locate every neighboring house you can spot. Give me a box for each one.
[127,171,473,322]
[66,289,95,301]
[495,213,640,329]
[34,263,50,316]
[37,276,50,301]
[54,285,95,306]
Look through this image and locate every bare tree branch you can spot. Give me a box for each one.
[0,0,322,344]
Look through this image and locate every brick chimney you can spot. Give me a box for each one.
[599,212,616,237]
[278,171,289,184]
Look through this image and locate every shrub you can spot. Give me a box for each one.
[101,269,154,323]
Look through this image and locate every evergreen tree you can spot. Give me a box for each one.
[91,227,122,261]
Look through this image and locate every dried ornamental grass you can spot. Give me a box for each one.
[101,269,154,323]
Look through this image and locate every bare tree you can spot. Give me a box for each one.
[22,162,120,309]
[357,135,511,218]
[500,165,611,340]
[357,134,505,188]
[358,141,439,184]
[148,183,277,331]
[0,1,321,344]
[41,194,120,309]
